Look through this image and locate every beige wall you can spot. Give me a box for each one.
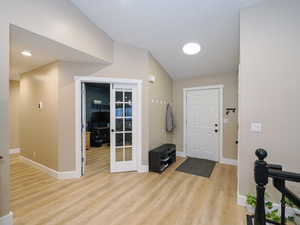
[2,0,113,64]
[148,54,173,149]
[91,41,151,165]
[6,43,164,173]
[0,19,10,217]
[20,62,59,170]
[7,42,173,176]
[57,62,106,171]
[57,42,173,168]
[0,0,113,216]
[239,0,300,198]
[55,41,149,169]
[9,80,20,149]
[173,73,238,160]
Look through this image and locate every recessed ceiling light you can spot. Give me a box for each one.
[182,43,201,55]
[21,51,32,57]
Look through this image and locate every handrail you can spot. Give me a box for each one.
[268,169,300,183]
[252,149,300,225]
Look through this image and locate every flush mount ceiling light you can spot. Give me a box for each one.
[182,42,201,55]
[21,51,32,57]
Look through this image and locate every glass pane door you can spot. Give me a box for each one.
[110,84,136,172]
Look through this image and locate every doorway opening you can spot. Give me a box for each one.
[76,77,143,176]
[84,83,111,175]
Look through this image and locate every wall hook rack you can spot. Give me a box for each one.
[226,108,236,115]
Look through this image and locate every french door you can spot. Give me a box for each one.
[110,84,137,172]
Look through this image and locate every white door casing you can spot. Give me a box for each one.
[184,86,223,161]
[75,76,143,177]
[81,83,87,175]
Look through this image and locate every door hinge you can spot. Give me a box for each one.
[82,157,84,163]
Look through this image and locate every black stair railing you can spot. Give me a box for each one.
[248,149,300,225]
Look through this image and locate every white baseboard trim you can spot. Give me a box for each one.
[19,155,80,180]
[0,212,13,225]
[19,155,57,177]
[237,194,247,206]
[220,158,237,166]
[9,148,20,154]
[176,151,187,158]
[138,165,149,173]
[57,171,81,179]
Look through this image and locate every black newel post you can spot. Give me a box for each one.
[254,149,269,225]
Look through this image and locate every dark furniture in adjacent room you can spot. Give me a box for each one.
[91,127,110,147]
[90,112,110,147]
[149,144,176,173]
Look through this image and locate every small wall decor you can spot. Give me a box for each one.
[226,107,236,115]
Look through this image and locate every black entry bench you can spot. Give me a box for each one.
[149,144,176,173]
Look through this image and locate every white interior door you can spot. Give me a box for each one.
[186,88,220,161]
[110,83,137,173]
[81,83,87,175]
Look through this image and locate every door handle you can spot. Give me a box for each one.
[214,129,218,133]
[0,156,3,159]
[111,129,115,132]
[215,123,218,127]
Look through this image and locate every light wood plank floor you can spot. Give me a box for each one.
[10,154,246,225]
[85,146,110,176]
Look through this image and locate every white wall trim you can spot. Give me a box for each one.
[74,76,143,85]
[56,171,81,180]
[0,212,13,225]
[9,148,20,154]
[19,155,80,180]
[220,158,237,166]
[176,151,187,158]
[74,76,143,176]
[138,165,149,173]
[237,194,247,206]
[19,155,58,178]
[183,85,224,162]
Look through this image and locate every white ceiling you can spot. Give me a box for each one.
[70,0,249,79]
[10,25,106,80]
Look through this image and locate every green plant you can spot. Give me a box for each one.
[246,193,281,223]
[285,197,300,223]
[246,194,257,208]
[285,197,300,210]
[246,193,272,209]
[288,216,295,222]
[266,209,280,223]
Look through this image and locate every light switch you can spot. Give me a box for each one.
[251,122,262,133]
[38,102,43,109]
